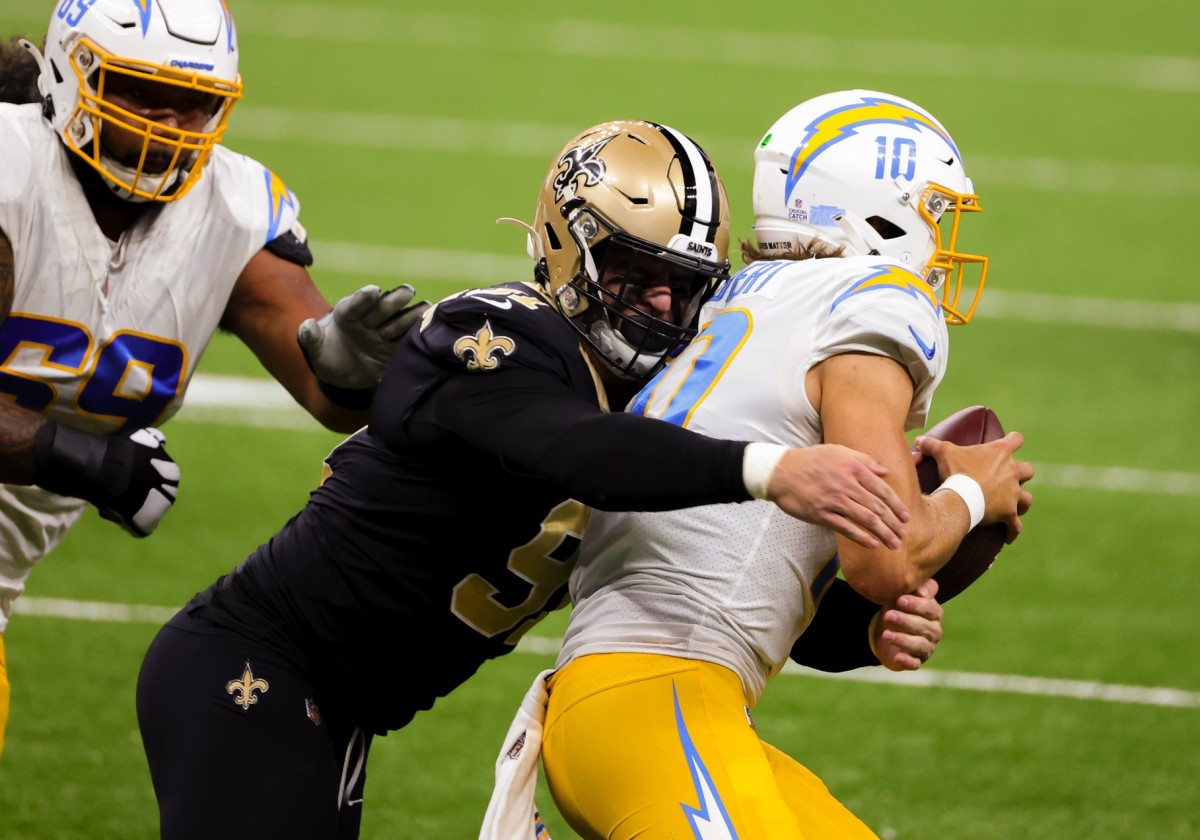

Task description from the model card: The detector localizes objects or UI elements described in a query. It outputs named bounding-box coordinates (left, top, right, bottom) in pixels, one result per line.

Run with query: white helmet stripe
left=654, top=123, right=720, bottom=244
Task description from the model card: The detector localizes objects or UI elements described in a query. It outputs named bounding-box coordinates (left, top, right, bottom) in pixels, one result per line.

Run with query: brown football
left=914, top=405, right=1007, bottom=603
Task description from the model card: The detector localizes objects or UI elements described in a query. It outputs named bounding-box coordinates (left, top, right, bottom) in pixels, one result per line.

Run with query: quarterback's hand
left=32, top=424, right=180, bottom=538
left=766, top=444, right=909, bottom=550
left=914, top=433, right=1035, bottom=544
left=297, top=284, right=430, bottom=390
left=872, top=579, right=944, bottom=671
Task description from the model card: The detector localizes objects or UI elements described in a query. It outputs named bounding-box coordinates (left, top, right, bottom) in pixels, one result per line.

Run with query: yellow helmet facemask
left=65, top=37, right=242, bottom=202
left=919, top=183, right=988, bottom=325
left=29, top=0, right=243, bottom=203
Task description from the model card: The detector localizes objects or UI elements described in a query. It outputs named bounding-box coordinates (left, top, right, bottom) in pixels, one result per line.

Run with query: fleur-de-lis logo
left=553, top=135, right=614, bottom=202
left=453, top=321, right=516, bottom=372
left=226, top=661, right=269, bottom=710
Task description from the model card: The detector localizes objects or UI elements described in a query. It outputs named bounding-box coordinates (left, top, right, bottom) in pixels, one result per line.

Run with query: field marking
left=305, top=240, right=1200, bottom=334
left=14, top=597, right=1197, bottom=709
left=13, top=597, right=179, bottom=626
left=11, top=2, right=1189, bottom=94
left=230, top=106, right=1200, bottom=199
left=225, top=2, right=1200, bottom=94
left=515, top=636, right=1200, bottom=709
left=176, top=373, right=1200, bottom=498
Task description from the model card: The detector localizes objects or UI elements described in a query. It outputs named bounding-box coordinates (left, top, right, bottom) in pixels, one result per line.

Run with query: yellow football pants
left=541, top=653, right=877, bottom=840
left=0, top=633, right=9, bottom=760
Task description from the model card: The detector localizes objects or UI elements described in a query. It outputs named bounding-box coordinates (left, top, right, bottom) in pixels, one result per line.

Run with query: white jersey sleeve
left=810, top=260, right=949, bottom=430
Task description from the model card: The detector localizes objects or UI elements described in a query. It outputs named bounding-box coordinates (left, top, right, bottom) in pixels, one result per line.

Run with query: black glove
left=32, top=422, right=180, bottom=538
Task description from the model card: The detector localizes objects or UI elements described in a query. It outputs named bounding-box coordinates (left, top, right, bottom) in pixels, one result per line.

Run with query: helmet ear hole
left=866, top=215, right=905, bottom=240
left=542, top=222, right=562, bottom=252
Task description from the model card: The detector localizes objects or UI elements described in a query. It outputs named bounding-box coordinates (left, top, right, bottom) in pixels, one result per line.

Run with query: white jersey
left=0, top=103, right=304, bottom=629
left=559, top=254, right=950, bottom=702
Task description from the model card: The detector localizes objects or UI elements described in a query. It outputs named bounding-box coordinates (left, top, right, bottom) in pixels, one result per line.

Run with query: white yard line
left=306, top=241, right=1200, bottom=334
left=179, top=373, right=1200, bottom=498
left=228, top=3, right=1200, bottom=94
left=229, top=107, right=1200, bottom=199
left=12, top=4, right=1187, bottom=93
left=14, top=596, right=1198, bottom=709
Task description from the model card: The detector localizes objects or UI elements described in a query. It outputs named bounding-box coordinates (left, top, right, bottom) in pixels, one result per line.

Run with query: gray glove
left=297, top=284, right=430, bottom=390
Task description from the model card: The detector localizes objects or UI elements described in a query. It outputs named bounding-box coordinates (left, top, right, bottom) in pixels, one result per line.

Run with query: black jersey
left=188, top=282, right=750, bottom=734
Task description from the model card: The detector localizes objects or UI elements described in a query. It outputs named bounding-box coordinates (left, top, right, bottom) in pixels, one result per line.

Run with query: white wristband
left=742, top=442, right=789, bottom=500
left=938, top=474, right=985, bottom=530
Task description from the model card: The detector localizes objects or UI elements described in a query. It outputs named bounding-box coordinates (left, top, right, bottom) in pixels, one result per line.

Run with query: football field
left=1, top=1, right=1198, bottom=838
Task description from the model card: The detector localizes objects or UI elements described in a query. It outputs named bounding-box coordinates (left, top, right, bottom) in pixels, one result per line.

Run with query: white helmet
left=752, top=89, right=988, bottom=324
left=25, top=0, right=242, bottom=202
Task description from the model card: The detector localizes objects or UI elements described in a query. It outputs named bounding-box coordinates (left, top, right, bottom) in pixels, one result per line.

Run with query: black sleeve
left=421, top=367, right=751, bottom=511
left=789, top=578, right=881, bottom=672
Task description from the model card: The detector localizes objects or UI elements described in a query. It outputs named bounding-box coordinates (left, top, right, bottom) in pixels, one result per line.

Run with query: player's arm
left=790, top=577, right=943, bottom=672
left=222, top=248, right=362, bottom=432
left=417, top=367, right=905, bottom=549
left=813, top=352, right=1024, bottom=603
left=223, top=248, right=427, bottom=433
left=386, top=292, right=906, bottom=547
left=420, top=367, right=749, bottom=510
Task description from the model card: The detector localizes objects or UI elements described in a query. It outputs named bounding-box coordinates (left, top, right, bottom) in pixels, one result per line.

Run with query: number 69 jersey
left=562, top=254, right=948, bottom=702
left=0, top=103, right=304, bottom=624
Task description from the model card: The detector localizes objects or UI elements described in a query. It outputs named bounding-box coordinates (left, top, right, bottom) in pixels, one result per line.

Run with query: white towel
left=478, top=669, right=555, bottom=840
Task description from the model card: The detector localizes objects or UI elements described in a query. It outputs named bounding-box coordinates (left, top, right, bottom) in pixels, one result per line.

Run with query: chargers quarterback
left=0, top=0, right=425, bottom=757
left=135, top=118, right=925, bottom=839
left=497, top=90, right=1037, bottom=839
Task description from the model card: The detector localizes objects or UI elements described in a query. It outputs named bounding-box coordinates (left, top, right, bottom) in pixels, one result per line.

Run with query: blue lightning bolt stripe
left=263, top=169, right=297, bottom=243
left=674, top=683, right=739, bottom=839
left=831, top=264, right=941, bottom=316
left=132, top=0, right=152, bottom=35
left=218, top=0, right=236, bottom=53
left=785, top=96, right=959, bottom=203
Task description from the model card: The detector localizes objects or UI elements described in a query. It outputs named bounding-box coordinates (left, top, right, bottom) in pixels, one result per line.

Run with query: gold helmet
left=530, top=120, right=731, bottom=380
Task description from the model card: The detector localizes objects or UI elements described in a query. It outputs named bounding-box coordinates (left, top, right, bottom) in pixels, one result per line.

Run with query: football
left=914, top=405, right=1007, bottom=603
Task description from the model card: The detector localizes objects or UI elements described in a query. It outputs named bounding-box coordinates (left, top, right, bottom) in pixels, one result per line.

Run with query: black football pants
left=136, top=610, right=371, bottom=840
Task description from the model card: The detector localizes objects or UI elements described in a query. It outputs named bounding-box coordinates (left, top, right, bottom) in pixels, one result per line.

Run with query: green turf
left=1, top=1, right=1198, bottom=838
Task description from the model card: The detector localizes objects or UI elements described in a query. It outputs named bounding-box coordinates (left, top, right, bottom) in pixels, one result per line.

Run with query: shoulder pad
left=818, top=261, right=949, bottom=429
left=411, top=283, right=578, bottom=376
left=206, top=148, right=304, bottom=249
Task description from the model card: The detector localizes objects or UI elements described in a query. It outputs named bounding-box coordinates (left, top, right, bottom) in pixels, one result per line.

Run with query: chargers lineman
left=523, top=91, right=1035, bottom=839
left=135, top=118, right=922, bottom=839
left=0, top=0, right=425, bottom=757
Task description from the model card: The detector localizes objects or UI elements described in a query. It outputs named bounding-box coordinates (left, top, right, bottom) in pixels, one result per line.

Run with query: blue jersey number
left=629, top=309, right=752, bottom=428
left=0, top=315, right=186, bottom=433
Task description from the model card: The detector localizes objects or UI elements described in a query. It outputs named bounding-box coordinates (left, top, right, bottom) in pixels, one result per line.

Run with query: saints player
left=0, top=1, right=424, bottom=757
left=136, top=118, right=919, bottom=840
left=531, top=91, right=1036, bottom=839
